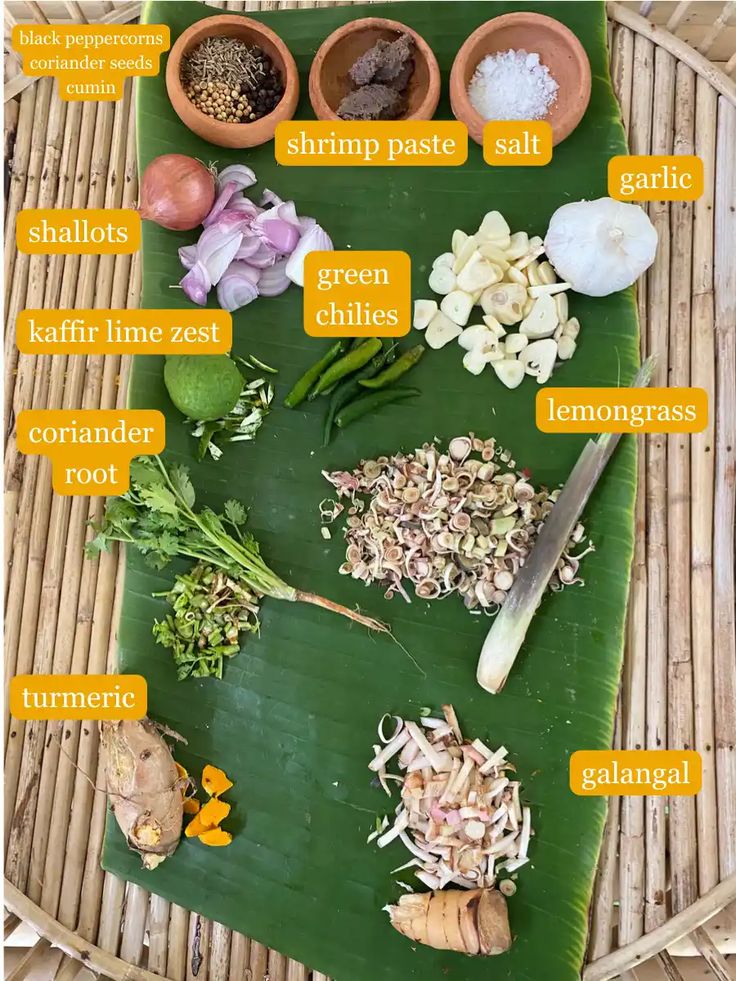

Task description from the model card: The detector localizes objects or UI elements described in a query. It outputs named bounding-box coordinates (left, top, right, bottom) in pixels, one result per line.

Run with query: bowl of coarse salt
left=449, top=12, right=591, bottom=146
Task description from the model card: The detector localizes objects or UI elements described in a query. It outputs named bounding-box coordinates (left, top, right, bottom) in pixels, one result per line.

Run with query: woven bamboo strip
left=286, top=960, right=308, bottom=981
left=148, top=894, right=172, bottom=976
left=667, top=60, right=697, bottom=918
left=268, top=950, right=287, bottom=981
left=168, top=903, right=191, bottom=981
left=611, top=23, right=635, bottom=135
left=690, top=77, right=720, bottom=897
left=227, top=932, right=249, bottom=980
left=588, top=707, right=622, bottom=959
left=5, top=937, right=53, bottom=981
left=584, top=873, right=736, bottom=981
left=119, top=884, right=150, bottom=967
left=209, top=922, right=232, bottom=980
left=618, top=28, right=652, bottom=953
left=249, top=941, right=268, bottom=981
left=713, top=96, right=736, bottom=882
left=644, top=43, right=674, bottom=935
left=2, top=82, right=34, bottom=330
left=187, top=915, right=212, bottom=981
left=97, top=873, right=126, bottom=955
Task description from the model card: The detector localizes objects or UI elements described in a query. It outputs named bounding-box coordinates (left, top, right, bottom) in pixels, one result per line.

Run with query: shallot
left=139, top=154, right=216, bottom=231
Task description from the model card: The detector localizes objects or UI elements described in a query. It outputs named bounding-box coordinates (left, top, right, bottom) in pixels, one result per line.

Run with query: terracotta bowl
left=166, top=14, right=299, bottom=149
left=309, top=17, right=440, bottom=121
left=450, top=12, right=591, bottom=146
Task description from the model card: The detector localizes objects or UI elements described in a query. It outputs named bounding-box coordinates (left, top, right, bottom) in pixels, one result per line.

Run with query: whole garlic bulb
left=544, top=197, right=657, bottom=297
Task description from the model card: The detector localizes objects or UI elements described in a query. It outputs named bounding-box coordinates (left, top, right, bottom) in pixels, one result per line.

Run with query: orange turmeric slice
left=199, top=798, right=230, bottom=827
left=183, top=798, right=201, bottom=815
left=202, top=764, right=233, bottom=797
left=198, top=828, right=232, bottom=847
left=175, top=762, right=188, bottom=780
left=184, top=812, right=210, bottom=837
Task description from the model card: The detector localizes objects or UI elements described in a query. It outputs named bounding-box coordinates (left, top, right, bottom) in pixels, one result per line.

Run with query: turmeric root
left=100, top=717, right=184, bottom=870
left=388, top=888, right=511, bottom=956
left=202, top=764, right=233, bottom=797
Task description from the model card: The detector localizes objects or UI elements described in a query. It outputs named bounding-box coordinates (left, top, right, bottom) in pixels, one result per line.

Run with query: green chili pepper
left=322, top=350, right=390, bottom=446
left=311, top=338, right=382, bottom=397
left=283, top=339, right=349, bottom=408
left=335, top=387, right=421, bottom=429
left=359, top=344, right=425, bottom=389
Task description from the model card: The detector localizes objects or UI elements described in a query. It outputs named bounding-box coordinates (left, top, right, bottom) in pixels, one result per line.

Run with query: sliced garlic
left=428, top=265, right=457, bottom=295
left=514, top=236, right=545, bottom=270
left=519, top=294, right=559, bottom=339
left=451, top=229, right=468, bottom=256
left=426, top=310, right=462, bottom=349
left=557, top=335, right=577, bottom=360
left=522, top=295, right=535, bottom=318
left=481, top=283, right=527, bottom=325
left=528, top=281, right=572, bottom=298
left=504, top=265, right=529, bottom=288
left=492, top=359, right=525, bottom=389
left=452, top=236, right=478, bottom=274
left=525, top=259, right=543, bottom=288
left=504, top=333, right=529, bottom=355
left=477, top=211, right=511, bottom=245
left=481, top=314, right=506, bottom=337
left=440, top=290, right=474, bottom=326
left=505, top=231, right=530, bottom=261
left=478, top=242, right=510, bottom=269
left=462, top=347, right=499, bottom=375
left=555, top=292, right=569, bottom=323
left=458, top=323, right=491, bottom=350
left=537, top=261, right=557, bottom=285
left=432, top=251, right=454, bottom=270
left=520, top=338, right=558, bottom=384
left=457, top=252, right=502, bottom=293
left=413, top=299, right=437, bottom=331
left=562, top=316, right=580, bottom=340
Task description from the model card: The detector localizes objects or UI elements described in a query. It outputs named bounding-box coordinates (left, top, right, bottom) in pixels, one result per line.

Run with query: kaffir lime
left=164, top=355, right=243, bottom=422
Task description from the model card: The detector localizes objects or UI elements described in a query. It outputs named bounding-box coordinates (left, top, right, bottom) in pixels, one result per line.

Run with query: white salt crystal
left=467, top=48, right=559, bottom=121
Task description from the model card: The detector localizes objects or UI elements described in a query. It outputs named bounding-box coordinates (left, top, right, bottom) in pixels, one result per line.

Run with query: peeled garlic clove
left=520, top=294, right=559, bottom=339
left=481, top=283, right=527, bottom=325
left=525, top=259, right=543, bottom=287
left=514, top=236, right=545, bottom=270
left=413, top=299, right=437, bottom=331
left=451, top=229, right=468, bottom=256
left=478, top=242, right=510, bottom=269
left=562, top=316, right=580, bottom=340
left=492, top=358, right=525, bottom=389
left=504, top=333, right=529, bottom=354
left=505, top=231, right=530, bottom=260
left=504, top=265, right=529, bottom=288
left=452, top=236, right=478, bottom=274
left=457, top=252, right=502, bottom=292
left=458, top=323, right=491, bottom=350
left=441, top=289, right=474, bottom=326
left=463, top=347, right=491, bottom=375
left=555, top=291, right=569, bottom=323
left=527, top=281, right=572, bottom=298
left=481, top=314, right=506, bottom=337
left=522, top=295, right=535, bottom=317
left=426, top=310, right=463, bottom=349
left=428, top=265, right=457, bottom=295
left=432, top=251, right=454, bottom=270
left=477, top=211, right=511, bottom=244
left=470, top=287, right=484, bottom=305
left=537, top=260, right=557, bottom=285
left=520, top=338, right=558, bottom=384
left=558, top=335, right=577, bottom=360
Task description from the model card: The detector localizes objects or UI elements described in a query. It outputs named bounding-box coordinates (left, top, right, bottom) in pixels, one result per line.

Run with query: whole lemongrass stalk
left=476, top=357, right=655, bottom=694
left=87, top=455, right=387, bottom=634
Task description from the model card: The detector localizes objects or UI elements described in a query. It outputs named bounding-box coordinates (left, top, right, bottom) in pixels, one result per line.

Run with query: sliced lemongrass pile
left=415, top=211, right=580, bottom=389
left=368, top=705, right=533, bottom=891
left=323, top=434, right=592, bottom=614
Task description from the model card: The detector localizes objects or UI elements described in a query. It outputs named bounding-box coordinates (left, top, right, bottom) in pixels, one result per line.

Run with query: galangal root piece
left=388, top=888, right=511, bottom=956
left=100, top=717, right=185, bottom=870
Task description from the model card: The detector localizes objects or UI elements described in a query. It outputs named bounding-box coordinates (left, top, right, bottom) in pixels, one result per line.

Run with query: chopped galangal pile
left=368, top=705, right=533, bottom=893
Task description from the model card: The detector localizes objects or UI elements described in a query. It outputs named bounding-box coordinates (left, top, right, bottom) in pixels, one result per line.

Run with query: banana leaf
left=105, top=2, right=638, bottom=978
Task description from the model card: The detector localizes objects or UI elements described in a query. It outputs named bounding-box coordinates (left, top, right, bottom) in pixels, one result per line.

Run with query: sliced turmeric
left=198, top=828, right=232, bottom=847
left=202, top=764, right=233, bottom=797
left=175, top=762, right=188, bottom=780
left=183, top=798, right=201, bottom=815
left=184, top=812, right=210, bottom=838
left=199, top=797, right=230, bottom=827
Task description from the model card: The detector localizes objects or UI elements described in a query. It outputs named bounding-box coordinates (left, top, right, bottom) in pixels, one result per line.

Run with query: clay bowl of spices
left=309, top=17, right=440, bottom=122
left=166, top=14, right=299, bottom=149
left=450, top=12, right=591, bottom=146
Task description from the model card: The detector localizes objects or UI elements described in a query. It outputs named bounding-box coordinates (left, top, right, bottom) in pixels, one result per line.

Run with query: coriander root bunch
left=87, top=455, right=388, bottom=636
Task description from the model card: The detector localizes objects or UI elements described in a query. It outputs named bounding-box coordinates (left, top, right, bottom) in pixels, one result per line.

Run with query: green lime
left=164, top=355, right=243, bottom=422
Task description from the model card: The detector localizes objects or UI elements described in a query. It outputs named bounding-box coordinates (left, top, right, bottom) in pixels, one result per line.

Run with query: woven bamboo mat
left=3, top=2, right=736, bottom=979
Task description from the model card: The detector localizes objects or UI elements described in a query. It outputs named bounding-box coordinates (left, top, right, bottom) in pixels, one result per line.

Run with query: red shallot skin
left=139, top=154, right=216, bottom=231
